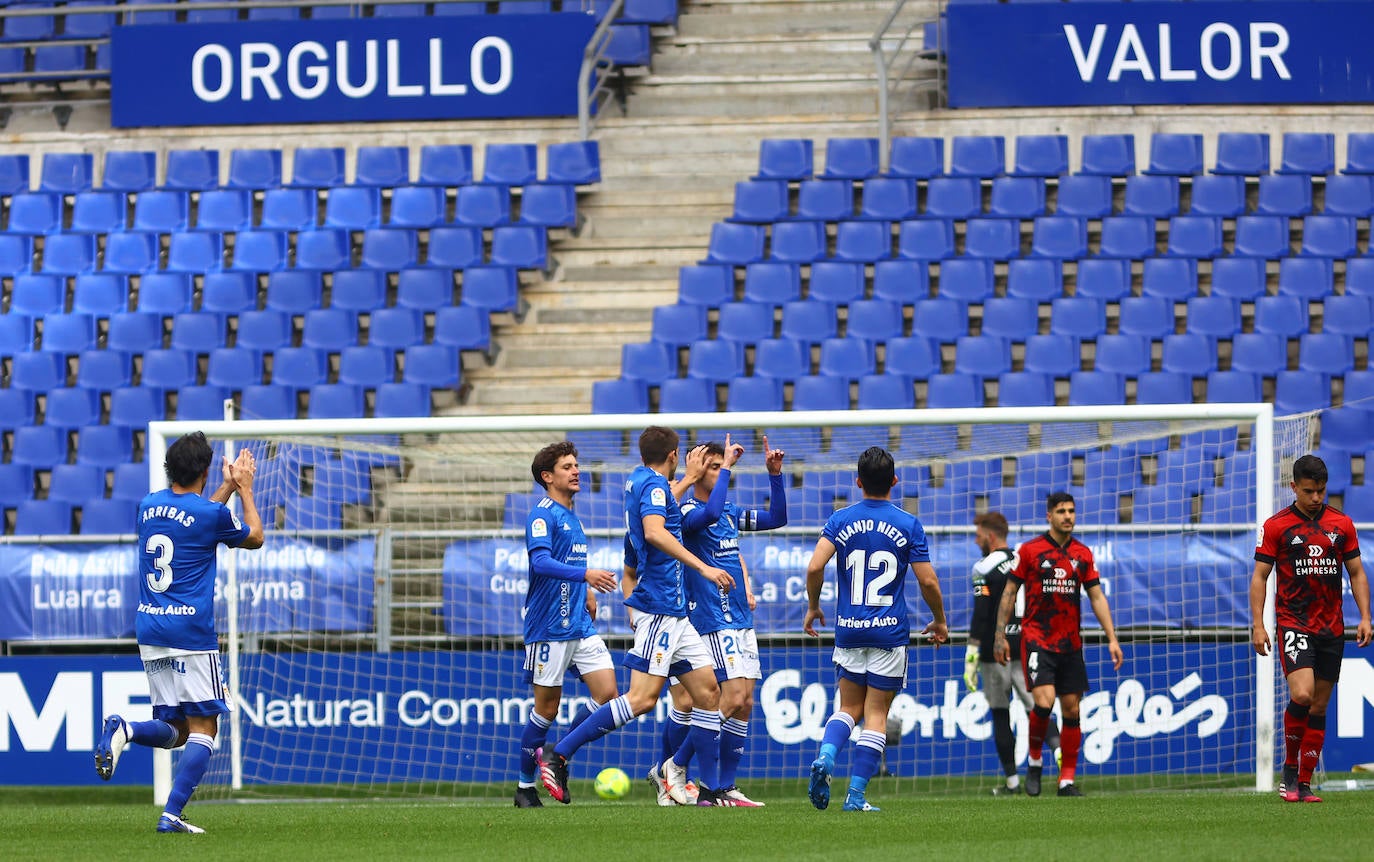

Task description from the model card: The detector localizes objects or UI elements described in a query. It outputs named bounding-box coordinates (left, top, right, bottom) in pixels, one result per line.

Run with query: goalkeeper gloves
left=963, top=644, right=980, bottom=692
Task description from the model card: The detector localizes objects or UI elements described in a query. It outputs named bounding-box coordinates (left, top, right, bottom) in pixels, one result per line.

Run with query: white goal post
left=146, top=402, right=1305, bottom=801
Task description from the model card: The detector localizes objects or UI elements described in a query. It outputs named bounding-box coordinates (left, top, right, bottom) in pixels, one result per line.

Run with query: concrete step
left=579, top=213, right=715, bottom=241
left=673, top=8, right=890, bottom=40
left=555, top=246, right=705, bottom=269
left=622, top=84, right=888, bottom=118
left=652, top=49, right=877, bottom=77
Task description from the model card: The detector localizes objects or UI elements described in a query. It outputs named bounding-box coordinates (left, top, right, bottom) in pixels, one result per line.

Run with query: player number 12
left=845, top=549, right=898, bottom=607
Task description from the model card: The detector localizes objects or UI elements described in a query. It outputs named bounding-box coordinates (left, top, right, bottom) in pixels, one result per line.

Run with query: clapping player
left=95, top=434, right=264, bottom=833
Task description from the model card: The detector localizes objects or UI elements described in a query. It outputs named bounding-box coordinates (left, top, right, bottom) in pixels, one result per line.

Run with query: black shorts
left=1021, top=643, right=1089, bottom=695
left=1277, top=626, right=1344, bottom=682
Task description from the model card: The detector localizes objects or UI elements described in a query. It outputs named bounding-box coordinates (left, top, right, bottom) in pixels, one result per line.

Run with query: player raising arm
left=95, top=434, right=264, bottom=834
left=1250, top=454, right=1372, bottom=803
left=803, top=446, right=947, bottom=813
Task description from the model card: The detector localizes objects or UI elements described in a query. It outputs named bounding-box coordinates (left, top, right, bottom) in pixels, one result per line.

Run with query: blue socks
left=663, top=708, right=691, bottom=766
left=518, top=713, right=552, bottom=785
left=719, top=718, right=748, bottom=789
left=163, top=732, right=213, bottom=818
left=680, top=708, right=721, bottom=790
left=818, top=712, right=855, bottom=764
left=554, top=696, right=633, bottom=759
left=129, top=719, right=178, bottom=749
left=848, top=730, right=885, bottom=798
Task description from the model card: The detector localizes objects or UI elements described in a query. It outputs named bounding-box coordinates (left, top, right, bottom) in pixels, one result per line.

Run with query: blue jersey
left=822, top=498, right=931, bottom=649
left=624, top=465, right=687, bottom=617
left=135, top=489, right=251, bottom=652
left=681, top=500, right=754, bottom=634
left=523, top=497, right=595, bottom=643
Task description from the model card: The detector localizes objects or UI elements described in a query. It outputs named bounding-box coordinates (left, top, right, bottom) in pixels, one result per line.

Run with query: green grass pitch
left=5, top=781, right=1372, bottom=862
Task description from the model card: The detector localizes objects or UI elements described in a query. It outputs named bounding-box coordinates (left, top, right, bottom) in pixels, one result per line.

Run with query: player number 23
left=145, top=534, right=175, bottom=593
left=845, top=549, right=899, bottom=607
left=1283, top=631, right=1310, bottom=653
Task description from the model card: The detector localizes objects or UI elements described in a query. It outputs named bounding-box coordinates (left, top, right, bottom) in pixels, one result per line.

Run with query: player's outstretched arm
left=803, top=537, right=835, bottom=637
left=1087, top=582, right=1123, bottom=669
left=642, top=512, right=733, bottom=591
left=1346, top=556, right=1373, bottom=647
left=1249, top=561, right=1274, bottom=656
left=991, top=580, right=1021, bottom=665
left=912, top=561, right=949, bottom=645
left=230, top=449, right=265, bottom=549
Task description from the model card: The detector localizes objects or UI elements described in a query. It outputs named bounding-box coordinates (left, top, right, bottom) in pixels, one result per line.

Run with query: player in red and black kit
left=1250, top=454, right=1372, bottom=804
left=993, top=491, right=1123, bottom=798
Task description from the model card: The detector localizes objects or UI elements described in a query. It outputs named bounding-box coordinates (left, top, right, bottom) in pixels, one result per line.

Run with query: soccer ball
left=594, top=767, right=631, bottom=800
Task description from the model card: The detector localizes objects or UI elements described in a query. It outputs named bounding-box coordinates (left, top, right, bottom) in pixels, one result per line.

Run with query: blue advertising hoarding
left=110, top=15, right=597, bottom=127
left=947, top=1, right=1374, bottom=107
left=5, top=645, right=1373, bottom=786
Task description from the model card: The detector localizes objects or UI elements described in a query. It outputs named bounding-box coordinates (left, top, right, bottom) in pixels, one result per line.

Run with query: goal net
left=148, top=403, right=1313, bottom=801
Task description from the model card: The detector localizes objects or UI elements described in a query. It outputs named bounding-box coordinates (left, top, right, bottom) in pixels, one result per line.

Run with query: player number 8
left=145, top=534, right=175, bottom=593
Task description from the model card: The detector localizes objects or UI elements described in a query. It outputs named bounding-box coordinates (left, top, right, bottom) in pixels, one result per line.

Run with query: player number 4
left=845, top=549, right=898, bottom=608
left=145, top=534, right=175, bottom=593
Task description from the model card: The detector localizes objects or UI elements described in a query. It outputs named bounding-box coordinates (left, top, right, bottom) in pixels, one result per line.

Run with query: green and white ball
left=594, top=767, right=631, bottom=800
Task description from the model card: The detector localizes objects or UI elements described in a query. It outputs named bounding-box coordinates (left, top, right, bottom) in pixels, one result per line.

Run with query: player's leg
left=1022, top=644, right=1057, bottom=797
left=810, top=650, right=866, bottom=810
left=157, top=652, right=228, bottom=833
left=675, top=664, right=725, bottom=804
left=96, top=661, right=181, bottom=780
left=516, top=641, right=563, bottom=808
left=646, top=680, right=692, bottom=806
left=541, top=667, right=664, bottom=804
left=713, top=628, right=762, bottom=805
left=842, top=650, right=904, bottom=812
left=982, top=660, right=1019, bottom=794
left=1014, top=663, right=1061, bottom=758
left=1294, top=639, right=1343, bottom=802
left=1278, top=627, right=1318, bottom=800
left=1054, top=691, right=1084, bottom=796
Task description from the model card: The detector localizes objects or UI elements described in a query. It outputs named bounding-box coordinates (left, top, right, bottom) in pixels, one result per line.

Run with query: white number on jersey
left=845, top=549, right=899, bottom=607
left=146, top=534, right=174, bottom=593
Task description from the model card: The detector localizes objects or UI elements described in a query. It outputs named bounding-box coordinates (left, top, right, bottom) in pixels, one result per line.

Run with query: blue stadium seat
left=795, top=179, right=853, bottom=221
left=898, top=219, right=955, bottom=261
left=1322, top=294, right=1373, bottom=338
left=416, top=144, right=474, bottom=187
left=770, top=220, right=827, bottom=263
left=716, top=301, right=775, bottom=346
left=80, top=499, right=138, bottom=536
left=354, top=146, right=410, bottom=187
left=949, top=136, right=1005, bottom=178
left=1300, top=215, right=1357, bottom=258
left=995, top=371, right=1054, bottom=408
left=791, top=374, right=850, bottom=411
left=754, top=139, right=813, bottom=181
left=1049, top=297, right=1106, bottom=339
left=729, top=179, right=787, bottom=224
left=1166, top=216, right=1223, bottom=258
left=401, top=345, right=460, bottom=389
left=1206, top=370, right=1262, bottom=403
left=909, top=297, right=966, bottom=343
left=324, top=271, right=383, bottom=314
left=396, top=268, right=455, bottom=312
left=7, top=193, right=62, bottom=234
left=11, top=423, right=68, bottom=468
left=240, top=385, right=298, bottom=420
left=1097, top=216, right=1155, bottom=259
left=15, top=500, right=73, bottom=536
left=1321, top=174, right=1374, bottom=217
left=725, top=376, right=784, bottom=413
left=1074, top=258, right=1130, bottom=301
left=1346, top=133, right=1374, bottom=175
left=132, top=189, right=190, bottom=233
left=372, top=383, right=429, bottom=418
left=1145, top=133, right=1203, bottom=176
left=231, top=231, right=289, bottom=271
left=167, top=232, right=221, bottom=279
left=809, top=261, right=866, bottom=304
left=227, top=149, right=283, bottom=191
left=1229, top=332, right=1286, bottom=376
left=270, top=347, right=328, bottom=390
left=1161, top=333, right=1217, bottom=376
left=1006, top=258, right=1062, bottom=301
left=1123, top=175, right=1180, bottom=218
left=323, top=187, right=382, bottom=230
left=980, top=297, right=1037, bottom=341
left=872, top=259, right=928, bottom=303
left=856, top=373, right=915, bottom=410
left=98, top=152, right=154, bottom=194
left=424, top=227, right=482, bottom=270
left=0, top=464, right=40, bottom=506
left=1141, top=257, right=1198, bottom=300
left=963, top=218, right=1020, bottom=259
left=1068, top=370, right=1124, bottom=405
left=490, top=225, right=548, bottom=269
left=40, top=313, right=97, bottom=354
left=195, top=189, right=252, bottom=233
left=1233, top=215, right=1289, bottom=258
left=819, top=338, right=875, bottom=380
left=1022, top=333, right=1079, bottom=377
left=46, top=462, right=106, bottom=506
left=1210, top=257, right=1267, bottom=301
left=883, top=336, right=940, bottom=379
left=1212, top=132, right=1270, bottom=175
left=1054, top=175, right=1113, bottom=218
left=752, top=337, right=810, bottom=381
left=989, top=177, right=1045, bottom=218
left=260, top=188, right=316, bottom=231
left=102, top=232, right=159, bottom=275
left=1347, top=258, right=1374, bottom=299
left=590, top=378, right=647, bottom=415
left=1133, top=484, right=1193, bottom=525
left=139, top=348, right=196, bottom=390
left=360, top=228, right=420, bottom=270
left=337, top=345, right=396, bottom=388
left=0, top=389, right=34, bottom=433
left=821, top=138, right=880, bottom=180
left=197, top=273, right=255, bottom=316
left=1312, top=446, right=1351, bottom=493
left=42, top=234, right=97, bottom=275
left=106, top=311, right=163, bottom=354
left=1299, top=333, right=1354, bottom=375
left=172, top=384, right=227, bottom=421
left=1030, top=216, right=1087, bottom=259
left=1080, top=134, right=1136, bottom=177
left=9, top=275, right=63, bottom=317
left=546, top=141, right=601, bottom=185
left=887, top=137, right=944, bottom=179
left=518, top=184, right=578, bottom=228
left=0, top=153, right=31, bottom=195
left=0, top=235, right=34, bottom=276
left=925, top=373, right=983, bottom=408
left=1011, top=135, right=1069, bottom=178
left=859, top=177, right=917, bottom=221
left=367, top=308, right=424, bottom=352
left=265, top=271, right=324, bottom=314
left=1255, top=174, right=1312, bottom=216
left=619, top=341, right=676, bottom=385
left=44, top=388, right=100, bottom=430
left=1278, top=133, right=1336, bottom=175
left=1188, top=175, right=1246, bottom=218
left=235, top=310, right=293, bottom=352
left=741, top=262, right=799, bottom=305
left=937, top=258, right=993, bottom=303
left=1093, top=334, right=1150, bottom=376
left=289, top=147, right=345, bottom=188
left=40, top=152, right=94, bottom=194
left=1118, top=296, right=1174, bottom=339
left=388, top=186, right=446, bottom=229
left=371, top=2, right=425, bottom=16
left=1184, top=296, right=1241, bottom=339
left=1319, top=407, right=1368, bottom=453
left=658, top=377, right=717, bottom=413
left=780, top=300, right=838, bottom=344
left=462, top=266, right=522, bottom=313
left=1135, top=371, right=1192, bottom=405
left=703, top=222, right=766, bottom=265
left=924, top=177, right=981, bottom=219
left=686, top=339, right=744, bottom=383
left=163, top=149, right=218, bottom=191
left=1274, top=370, right=1331, bottom=414
left=481, top=143, right=537, bottom=187
left=650, top=302, right=708, bottom=348
left=0, top=314, right=35, bottom=354
left=1253, top=294, right=1308, bottom=337
left=1277, top=257, right=1333, bottom=299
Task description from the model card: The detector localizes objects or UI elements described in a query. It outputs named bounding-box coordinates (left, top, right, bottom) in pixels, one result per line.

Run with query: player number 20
left=145, top=534, right=175, bottom=593
left=845, top=549, right=899, bottom=607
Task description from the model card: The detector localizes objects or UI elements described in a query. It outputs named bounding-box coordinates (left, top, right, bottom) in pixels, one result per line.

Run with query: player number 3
left=145, top=534, right=175, bottom=593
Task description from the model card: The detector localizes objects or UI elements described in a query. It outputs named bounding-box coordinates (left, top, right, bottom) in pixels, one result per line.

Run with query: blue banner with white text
left=947, top=1, right=1374, bottom=107
left=110, top=15, right=597, bottom=127
left=6, top=646, right=1374, bottom=786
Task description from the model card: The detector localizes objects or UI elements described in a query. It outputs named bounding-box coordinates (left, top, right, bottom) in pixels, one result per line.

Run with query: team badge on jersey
left=531, top=518, right=548, bottom=538
left=651, top=487, right=667, bottom=507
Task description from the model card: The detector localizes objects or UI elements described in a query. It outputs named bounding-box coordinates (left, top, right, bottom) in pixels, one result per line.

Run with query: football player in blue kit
left=95, top=433, right=264, bottom=833
left=803, top=446, right=948, bottom=812
left=515, top=441, right=619, bottom=808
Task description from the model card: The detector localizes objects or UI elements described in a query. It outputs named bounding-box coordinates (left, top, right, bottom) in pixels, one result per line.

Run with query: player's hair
left=1046, top=490, right=1075, bottom=512
left=856, top=446, right=896, bottom=494
left=165, top=431, right=214, bottom=488
left=639, top=425, right=680, bottom=465
left=974, top=511, right=1009, bottom=538
left=1292, top=454, right=1328, bottom=485
left=531, top=441, right=578, bottom=490
left=695, top=441, right=726, bottom=458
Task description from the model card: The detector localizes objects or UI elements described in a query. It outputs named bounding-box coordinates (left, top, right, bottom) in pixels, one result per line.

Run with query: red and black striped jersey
left=1010, top=532, right=1100, bottom=653
left=1255, top=503, right=1360, bottom=638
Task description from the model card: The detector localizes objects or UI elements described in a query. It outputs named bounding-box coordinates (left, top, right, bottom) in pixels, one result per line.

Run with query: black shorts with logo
left=1021, top=643, right=1089, bottom=695
left=1277, top=626, right=1344, bottom=682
